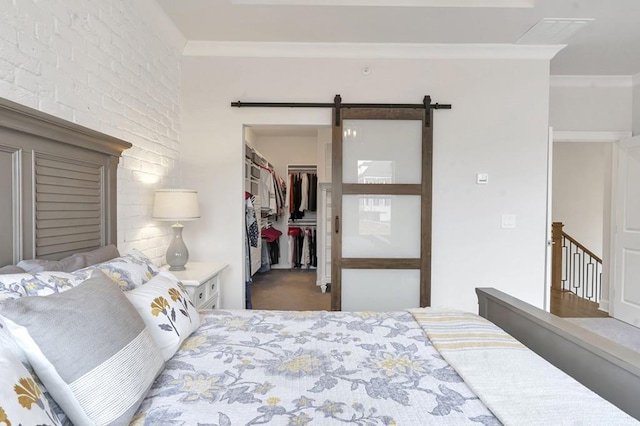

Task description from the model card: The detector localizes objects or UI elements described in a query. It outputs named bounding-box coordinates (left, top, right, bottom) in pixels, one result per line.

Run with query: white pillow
left=125, top=271, right=201, bottom=361
left=0, top=346, right=62, bottom=426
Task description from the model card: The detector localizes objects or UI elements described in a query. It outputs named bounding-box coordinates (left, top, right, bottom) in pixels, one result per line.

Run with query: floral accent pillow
left=0, top=346, right=61, bottom=426
left=72, top=249, right=160, bottom=291
left=125, top=271, right=201, bottom=361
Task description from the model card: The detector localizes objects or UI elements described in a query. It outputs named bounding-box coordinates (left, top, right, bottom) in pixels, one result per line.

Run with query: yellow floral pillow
left=0, top=347, right=61, bottom=426
left=125, top=271, right=201, bottom=361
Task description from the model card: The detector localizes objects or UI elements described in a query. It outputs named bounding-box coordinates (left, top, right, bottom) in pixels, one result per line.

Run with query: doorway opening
left=243, top=124, right=332, bottom=311
left=550, top=132, right=629, bottom=318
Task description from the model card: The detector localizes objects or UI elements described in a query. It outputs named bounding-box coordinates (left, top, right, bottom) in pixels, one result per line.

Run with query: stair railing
left=551, top=222, right=602, bottom=302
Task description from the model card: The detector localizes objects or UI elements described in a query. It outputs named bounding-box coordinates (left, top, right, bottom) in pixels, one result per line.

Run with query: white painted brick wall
left=0, top=0, right=185, bottom=265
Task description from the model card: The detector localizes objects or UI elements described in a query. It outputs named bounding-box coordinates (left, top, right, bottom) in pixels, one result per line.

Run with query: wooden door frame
left=331, top=107, right=433, bottom=311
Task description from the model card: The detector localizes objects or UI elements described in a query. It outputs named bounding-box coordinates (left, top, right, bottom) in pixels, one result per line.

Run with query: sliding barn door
left=331, top=107, right=432, bottom=311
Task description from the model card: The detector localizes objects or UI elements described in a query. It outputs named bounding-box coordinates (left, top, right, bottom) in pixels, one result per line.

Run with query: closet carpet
left=251, top=269, right=330, bottom=311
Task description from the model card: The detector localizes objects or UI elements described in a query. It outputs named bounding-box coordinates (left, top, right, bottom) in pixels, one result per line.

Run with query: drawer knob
left=199, top=293, right=203, bottom=299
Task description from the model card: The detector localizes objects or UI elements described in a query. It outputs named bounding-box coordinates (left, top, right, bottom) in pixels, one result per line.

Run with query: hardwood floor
left=550, top=288, right=609, bottom=318
left=250, top=269, right=330, bottom=311
left=252, top=277, right=607, bottom=317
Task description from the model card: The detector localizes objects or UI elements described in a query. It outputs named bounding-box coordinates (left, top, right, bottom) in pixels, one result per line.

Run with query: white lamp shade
left=152, top=189, right=200, bottom=221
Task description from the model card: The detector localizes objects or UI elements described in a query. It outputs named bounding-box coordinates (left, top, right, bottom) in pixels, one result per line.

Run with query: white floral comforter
left=132, top=310, right=500, bottom=426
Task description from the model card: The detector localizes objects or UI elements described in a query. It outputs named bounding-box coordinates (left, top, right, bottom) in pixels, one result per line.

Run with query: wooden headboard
left=0, top=98, right=131, bottom=265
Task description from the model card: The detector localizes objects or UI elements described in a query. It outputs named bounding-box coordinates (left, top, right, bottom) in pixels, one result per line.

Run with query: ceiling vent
left=517, top=18, right=594, bottom=44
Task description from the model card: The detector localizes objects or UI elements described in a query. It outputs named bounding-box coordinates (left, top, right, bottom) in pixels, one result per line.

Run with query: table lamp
left=152, top=189, right=200, bottom=271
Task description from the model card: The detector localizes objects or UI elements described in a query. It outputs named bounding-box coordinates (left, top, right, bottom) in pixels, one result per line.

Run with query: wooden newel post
left=551, top=222, right=564, bottom=291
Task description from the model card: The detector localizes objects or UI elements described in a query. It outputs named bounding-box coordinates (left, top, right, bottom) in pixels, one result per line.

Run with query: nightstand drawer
left=200, top=292, right=218, bottom=310
left=192, top=285, right=207, bottom=307
left=204, top=276, right=218, bottom=299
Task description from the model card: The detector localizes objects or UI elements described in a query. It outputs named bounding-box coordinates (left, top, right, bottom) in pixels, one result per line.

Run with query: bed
left=0, top=98, right=639, bottom=425
left=0, top=254, right=637, bottom=425
left=133, top=306, right=638, bottom=425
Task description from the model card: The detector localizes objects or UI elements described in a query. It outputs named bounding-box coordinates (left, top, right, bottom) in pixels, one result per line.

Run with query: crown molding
left=183, top=41, right=565, bottom=60
left=553, top=131, right=632, bottom=143
left=550, top=75, right=633, bottom=88
left=232, top=0, right=534, bottom=6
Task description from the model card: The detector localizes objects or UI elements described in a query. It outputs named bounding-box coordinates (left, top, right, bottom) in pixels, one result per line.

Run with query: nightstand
left=163, top=262, right=228, bottom=310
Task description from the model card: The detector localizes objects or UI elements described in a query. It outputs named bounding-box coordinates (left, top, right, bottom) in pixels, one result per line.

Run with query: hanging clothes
left=245, top=194, right=259, bottom=248
left=268, top=239, right=280, bottom=265
left=288, top=173, right=303, bottom=221
left=287, top=171, right=318, bottom=221
left=287, top=226, right=317, bottom=269
left=310, top=228, right=317, bottom=267
left=273, top=174, right=287, bottom=219
left=302, top=228, right=310, bottom=265
left=259, top=169, right=275, bottom=214
left=261, top=226, right=282, bottom=266
left=286, top=173, right=294, bottom=216
left=308, top=173, right=318, bottom=211
left=255, top=163, right=286, bottom=220
left=299, top=173, right=309, bottom=212
left=293, top=174, right=303, bottom=219
left=305, top=228, right=317, bottom=267
left=244, top=192, right=258, bottom=309
left=288, top=227, right=302, bottom=268
left=259, top=240, right=271, bottom=273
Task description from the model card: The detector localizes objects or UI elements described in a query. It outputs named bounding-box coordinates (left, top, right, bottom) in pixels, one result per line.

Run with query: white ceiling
left=156, top=0, right=640, bottom=75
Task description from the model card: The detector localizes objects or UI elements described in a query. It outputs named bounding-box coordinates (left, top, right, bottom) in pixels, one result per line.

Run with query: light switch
left=476, top=173, right=489, bottom=184
left=501, top=214, right=516, bottom=229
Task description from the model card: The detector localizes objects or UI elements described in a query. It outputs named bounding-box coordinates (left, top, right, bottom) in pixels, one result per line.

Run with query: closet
left=243, top=126, right=332, bottom=309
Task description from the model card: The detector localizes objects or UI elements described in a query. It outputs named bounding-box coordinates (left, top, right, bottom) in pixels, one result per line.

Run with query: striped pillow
left=0, top=270, right=165, bottom=426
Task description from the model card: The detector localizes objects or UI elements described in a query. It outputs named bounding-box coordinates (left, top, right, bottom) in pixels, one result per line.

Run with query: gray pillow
left=78, top=244, right=120, bottom=267
left=17, top=255, right=86, bottom=273
left=0, top=265, right=26, bottom=275
left=0, top=270, right=165, bottom=426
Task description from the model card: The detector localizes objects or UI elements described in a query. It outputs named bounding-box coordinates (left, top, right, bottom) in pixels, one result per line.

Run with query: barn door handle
left=335, top=216, right=340, bottom=234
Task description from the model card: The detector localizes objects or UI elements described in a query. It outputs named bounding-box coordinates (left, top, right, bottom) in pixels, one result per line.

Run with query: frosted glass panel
left=342, top=120, right=422, bottom=184
left=342, top=195, right=420, bottom=258
left=342, top=269, right=420, bottom=311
